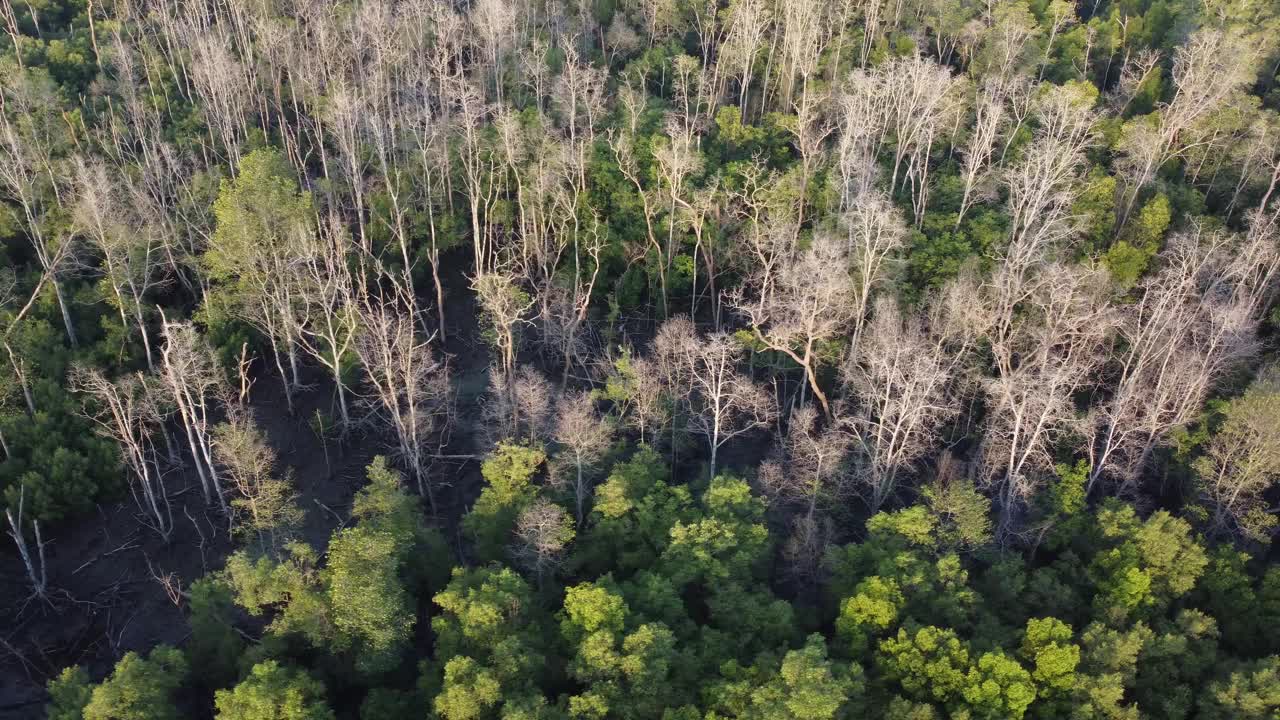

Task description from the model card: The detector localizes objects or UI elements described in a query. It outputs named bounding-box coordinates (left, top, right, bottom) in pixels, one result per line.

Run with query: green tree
left=1020, top=617, right=1080, bottom=715
left=1198, top=656, right=1280, bottom=720
left=187, top=577, right=245, bottom=689
left=46, top=666, right=92, bottom=720
left=214, top=661, right=334, bottom=720
left=464, top=442, right=547, bottom=562
left=877, top=626, right=971, bottom=706
left=659, top=475, right=769, bottom=588
left=747, top=635, right=864, bottom=720
left=961, top=651, right=1036, bottom=720
left=82, top=646, right=187, bottom=720
left=1088, top=503, right=1207, bottom=624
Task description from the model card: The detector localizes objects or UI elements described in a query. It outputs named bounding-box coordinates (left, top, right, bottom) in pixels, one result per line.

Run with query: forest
left=1, top=0, right=1279, bottom=717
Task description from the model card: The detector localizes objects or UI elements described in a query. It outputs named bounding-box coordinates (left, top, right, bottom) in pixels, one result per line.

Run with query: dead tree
left=656, top=317, right=776, bottom=479
left=354, top=297, right=453, bottom=511
left=73, top=157, right=166, bottom=370
left=482, top=365, right=555, bottom=448
left=1194, top=367, right=1280, bottom=542
left=474, top=270, right=535, bottom=390
left=158, top=320, right=228, bottom=514
left=73, top=367, right=174, bottom=541
left=1115, top=28, right=1259, bottom=222
left=296, top=212, right=359, bottom=431
left=970, top=263, right=1116, bottom=531
left=511, top=497, right=574, bottom=587
left=843, top=192, right=909, bottom=349
left=551, top=391, right=615, bottom=525
left=733, top=231, right=858, bottom=419
left=0, top=70, right=80, bottom=348
left=840, top=296, right=968, bottom=512
left=1088, top=219, right=1280, bottom=493
left=759, top=404, right=850, bottom=525
left=5, top=484, right=48, bottom=602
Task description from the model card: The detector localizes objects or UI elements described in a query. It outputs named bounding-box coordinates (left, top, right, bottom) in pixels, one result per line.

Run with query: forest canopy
left=0, top=0, right=1279, bottom=717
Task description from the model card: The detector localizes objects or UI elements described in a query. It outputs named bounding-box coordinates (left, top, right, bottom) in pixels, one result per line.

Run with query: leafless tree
left=551, top=391, right=615, bottom=524
left=733, top=231, right=858, bottom=418
left=511, top=497, right=574, bottom=586
left=72, top=157, right=167, bottom=370
left=73, top=367, right=173, bottom=541
left=296, top=213, right=359, bottom=431
left=474, top=270, right=536, bottom=388
left=1088, top=218, right=1280, bottom=493
left=759, top=404, right=850, bottom=523
left=956, top=79, right=1023, bottom=227
left=969, top=263, right=1116, bottom=530
left=840, top=296, right=969, bottom=512
left=0, top=70, right=81, bottom=348
left=354, top=297, right=453, bottom=511
left=1004, top=81, right=1097, bottom=256
left=158, top=320, right=228, bottom=514
left=721, top=0, right=771, bottom=119
left=843, top=192, right=910, bottom=349
left=1115, top=28, right=1260, bottom=221
left=482, top=365, right=555, bottom=448
left=5, top=485, right=48, bottom=602
left=656, top=317, right=776, bottom=479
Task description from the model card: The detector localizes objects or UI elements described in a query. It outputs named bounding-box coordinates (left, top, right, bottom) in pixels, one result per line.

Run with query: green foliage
left=0, top=377, right=119, bottom=523
left=1104, top=194, right=1169, bottom=287
left=82, top=646, right=187, bottom=720
left=187, top=577, right=245, bottom=689
left=465, top=443, right=547, bottom=563
left=47, top=666, right=93, bottom=720
left=1088, top=503, right=1208, bottom=624
left=213, top=661, right=334, bottom=720
left=877, top=626, right=972, bottom=705
left=748, top=635, right=864, bottom=720
left=1198, top=656, right=1280, bottom=719
left=660, top=475, right=769, bottom=588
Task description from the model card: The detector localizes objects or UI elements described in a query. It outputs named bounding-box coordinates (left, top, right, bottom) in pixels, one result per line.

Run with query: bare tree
left=0, top=70, right=80, bottom=347
left=759, top=404, right=849, bottom=524
left=354, top=297, right=453, bottom=511
left=1003, top=81, right=1097, bottom=256
left=734, top=231, right=859, bottom=418
left=656, top=318, right=776, bottom=479
left=482, top=365, right=555, bottom=448
left=1088, top=219, right=1280, bottom=492
left=73, top=157, right=166, bottom=370
left=840, top=296, right=968, bottom=512
left=970, top=263, right=1116, bottom=530
left=551, top=391, right=615, bottom=524
left=296, top=212, right=359, bottom=431
left=956, top=79, right=1023, bottom=228
left=73, top=368, right=173, bottom=541
left=604, top=349, right=672, bottom=446
left=474, top=270, right=535, bottom=386
left=721, top=0, right=771, bottom=119
left=157, top=320, right=228, bottom=514
left=843, top=192, right=910, bottom=349
left=5, top=485, right=48, bottom=602
left=1115, top=28, right=1260, bottom=221
left=511, top=498, right=574, bottom=587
